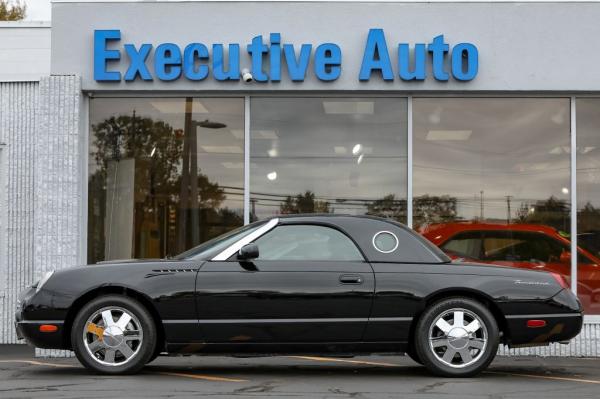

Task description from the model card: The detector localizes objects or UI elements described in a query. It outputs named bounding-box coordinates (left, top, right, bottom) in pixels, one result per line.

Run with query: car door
left=195, top=222, right=375, bottom=344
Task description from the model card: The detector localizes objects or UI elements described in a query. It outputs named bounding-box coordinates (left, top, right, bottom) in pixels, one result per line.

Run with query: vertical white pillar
left=407, top=96, right=413, bottom=229
left=570, top=97, right=577, bottom=295
left=244, top=96, right=251, bottom=225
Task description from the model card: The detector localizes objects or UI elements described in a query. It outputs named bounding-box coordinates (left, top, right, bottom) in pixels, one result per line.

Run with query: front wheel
left=414, top=297, right=499, bottom=377
left=71, top=295, right=157, bottom=374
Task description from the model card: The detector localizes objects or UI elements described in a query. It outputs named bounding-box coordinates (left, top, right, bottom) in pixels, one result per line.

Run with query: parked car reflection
left=420, top=222, right=600, bottom=313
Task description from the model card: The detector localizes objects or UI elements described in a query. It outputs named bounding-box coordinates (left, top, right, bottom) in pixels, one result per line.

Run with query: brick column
left=34, top=75, right=83, bottom=357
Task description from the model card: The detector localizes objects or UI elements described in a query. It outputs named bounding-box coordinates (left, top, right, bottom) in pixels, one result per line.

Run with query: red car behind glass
left=420, top=222, right=600, bottom=313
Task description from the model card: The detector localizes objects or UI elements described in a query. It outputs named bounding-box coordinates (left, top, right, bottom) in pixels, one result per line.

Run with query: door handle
left=339, top=274, right=363, bottom=284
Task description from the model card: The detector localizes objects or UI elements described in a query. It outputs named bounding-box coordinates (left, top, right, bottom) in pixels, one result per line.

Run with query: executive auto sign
left=94, top=28, right=478, bottom=83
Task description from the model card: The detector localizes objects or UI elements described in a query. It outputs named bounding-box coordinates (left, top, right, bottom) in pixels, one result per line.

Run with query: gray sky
left=23, top=0, right=593, bottom=22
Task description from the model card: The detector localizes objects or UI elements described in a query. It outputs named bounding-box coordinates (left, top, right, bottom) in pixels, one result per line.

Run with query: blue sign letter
left=398, top=43, right=426, bottom=81
left=247, top=35, right=269, bottom=82
left=154, top=43, right=182, bottom=81
left=451, top=43, right=478, bottom=81
left=124, top=44, right=153, bottom=81
left=283, top=44, right=312, bottom=81
left=314, top=43, right=341, bottom=81
left=359, top=29, right=393, bottom=81
left=213, top=44, right=240, bottom=81
left=428, top=35, right=449, bottom=81
left=183, top=43, right=209, bottom=81
left=94, top=30, right=121, bottom=81
left=270, top=33, right=282, bottom=82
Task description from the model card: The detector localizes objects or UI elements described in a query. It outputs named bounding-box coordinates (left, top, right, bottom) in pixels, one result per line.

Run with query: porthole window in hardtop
left=253, top=225, right=364, bottom=261
left=372, top=231, right=399, bottom=253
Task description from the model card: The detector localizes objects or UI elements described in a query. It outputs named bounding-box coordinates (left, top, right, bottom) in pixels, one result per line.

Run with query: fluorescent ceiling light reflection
left=562, top=187, right=569, bottom=194
left=352, top=144, right=363, bottom=155
left=323, top=101, right=374, bottom=115
left=252, top=130, right=279, bottom=139
left=267, top=171, right=277, bottom=181
left=150, top=100, right=209, bottom=114
left=221, top=162, right=244, bottom=169
left=426, top=130, right=472, bottom=141
left=230, top=129, right=244, bottom=140
left=200, top=145, right=243, bottom=154
left=268, top=148, right=278, bottom=157
left=357, top=154, right=364, bottom=164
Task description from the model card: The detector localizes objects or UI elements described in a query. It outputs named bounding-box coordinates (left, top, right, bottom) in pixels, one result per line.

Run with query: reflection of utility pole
left=505, top=195, right=513, bottom=224
left=177, top=99, right=194, bottom=252
left=480, top=190, right=484, bottom=221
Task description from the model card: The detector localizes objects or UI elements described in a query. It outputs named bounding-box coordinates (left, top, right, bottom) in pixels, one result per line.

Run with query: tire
left=405, top=346, right=423, bottom=365
left=414, top=297, right=499, bottom=377
left=147, top=343, right=163, bottom=364
left=71, top=295, right=157, bottom=375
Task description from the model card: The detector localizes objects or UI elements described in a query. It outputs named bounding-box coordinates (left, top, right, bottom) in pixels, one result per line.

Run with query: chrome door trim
left=211, top=218, right=279, bottom=261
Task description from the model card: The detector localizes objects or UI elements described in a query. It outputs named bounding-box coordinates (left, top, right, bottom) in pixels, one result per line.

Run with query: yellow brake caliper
left=86, top=322, right=105, bottom=341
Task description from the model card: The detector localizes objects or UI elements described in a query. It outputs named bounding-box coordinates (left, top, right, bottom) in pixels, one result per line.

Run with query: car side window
left=253, top=225, right=364, bottom=261
left=441, top=231, right=483, bottom=259
left=482, top=231, right=562, bottom=263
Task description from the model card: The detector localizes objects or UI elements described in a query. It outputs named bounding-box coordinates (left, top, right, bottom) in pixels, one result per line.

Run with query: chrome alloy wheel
left=82, top=306, right=143, bottom=367
left=428, top=308, right=488, bottom=368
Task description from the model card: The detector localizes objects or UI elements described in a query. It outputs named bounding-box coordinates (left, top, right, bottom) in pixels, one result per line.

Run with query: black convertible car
left=16, top=215, right=582, bottom=377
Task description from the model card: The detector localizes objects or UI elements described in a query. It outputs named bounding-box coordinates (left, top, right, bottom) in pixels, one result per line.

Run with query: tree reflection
left=88, top=110, right=241, bottom=263
left=280, top=191, right=330, bottom=214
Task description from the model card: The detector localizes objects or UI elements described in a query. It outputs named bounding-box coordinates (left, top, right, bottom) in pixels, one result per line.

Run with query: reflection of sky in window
left=89, top=98, right=245, bottom=211
left=414, top=98, right=571, bottom=221
left=249, top=98, right=408, bottom=219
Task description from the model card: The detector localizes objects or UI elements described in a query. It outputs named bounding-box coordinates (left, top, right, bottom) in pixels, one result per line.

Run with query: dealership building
left=1, top=0, right=600, bottom=356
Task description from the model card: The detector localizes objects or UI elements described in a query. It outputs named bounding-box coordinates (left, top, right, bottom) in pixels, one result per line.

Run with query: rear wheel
left=414, top=297, right=499, bottom=377
left=71, top=295, right=156, bottom=374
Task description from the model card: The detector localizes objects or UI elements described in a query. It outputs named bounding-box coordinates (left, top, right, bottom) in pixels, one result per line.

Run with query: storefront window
left=249, top=97, right=408, bottom=221
left=414, top=98, right=575, bottom=304
left=88, top=98, right=244, bottom=263
left=576, top=98, right=600, bottom=314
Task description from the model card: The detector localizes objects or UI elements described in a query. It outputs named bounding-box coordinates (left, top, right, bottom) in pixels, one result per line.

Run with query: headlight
left=36, top=271, right=55, bottom=293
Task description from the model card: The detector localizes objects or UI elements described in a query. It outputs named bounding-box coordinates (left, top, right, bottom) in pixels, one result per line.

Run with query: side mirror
left=560, top=250, right=571, bottom=264
left=238, top=243, right=259, bottom=261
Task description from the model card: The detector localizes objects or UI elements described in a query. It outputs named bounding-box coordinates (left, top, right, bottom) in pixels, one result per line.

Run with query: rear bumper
left=505, top=313, right=583, bottom=346
left=505, top=289, right=584, bottom=346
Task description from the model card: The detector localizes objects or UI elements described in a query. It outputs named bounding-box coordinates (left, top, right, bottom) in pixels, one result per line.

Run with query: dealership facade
left=1, top=0, right=600, bottom=356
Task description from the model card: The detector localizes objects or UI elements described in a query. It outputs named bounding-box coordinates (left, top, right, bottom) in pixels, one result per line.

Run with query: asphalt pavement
left=0, top=345, right=599, bottom=398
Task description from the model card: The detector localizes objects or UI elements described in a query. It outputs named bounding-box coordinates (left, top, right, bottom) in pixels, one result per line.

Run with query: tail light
left=550, top=272, right=569, bottom=289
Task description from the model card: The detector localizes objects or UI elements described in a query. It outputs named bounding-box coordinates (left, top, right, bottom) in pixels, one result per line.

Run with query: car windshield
left=173, top=220, right=267, bottom=260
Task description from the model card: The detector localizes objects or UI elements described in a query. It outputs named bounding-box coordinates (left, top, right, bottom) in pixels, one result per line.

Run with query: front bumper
left=14, top=319, right=66, bottom=349
left=15, top=286, right=68, bottom=349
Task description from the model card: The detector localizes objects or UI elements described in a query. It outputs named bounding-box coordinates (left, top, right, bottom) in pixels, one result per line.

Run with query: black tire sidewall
left=414, top=297, right=499, bottom=377
left=71, top=295, right=156, bottom=375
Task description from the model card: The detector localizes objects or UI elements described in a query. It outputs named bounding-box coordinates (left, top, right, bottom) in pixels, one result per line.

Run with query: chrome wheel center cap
left=103, top=326, right=124, bottom=347
left=447, top=327, right=469, bottom=349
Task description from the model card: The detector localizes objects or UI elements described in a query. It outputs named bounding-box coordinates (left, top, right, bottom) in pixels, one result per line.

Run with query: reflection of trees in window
left=516, top=196, right=570, bottom=232
left=365, top=194, right=457, bottom=226
left=578, top=202, right=600, bottom=232
left=279, top=191, right=330, bottom=214
left=88, top=109, right=241, bottom=263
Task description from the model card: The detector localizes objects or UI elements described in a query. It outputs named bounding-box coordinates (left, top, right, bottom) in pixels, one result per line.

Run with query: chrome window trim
left=211, top=218, right=279, bottom=261
left=372, top=231, right=399, bottom=254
